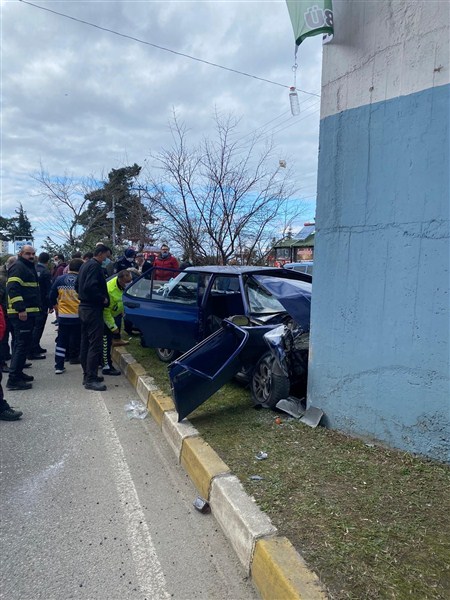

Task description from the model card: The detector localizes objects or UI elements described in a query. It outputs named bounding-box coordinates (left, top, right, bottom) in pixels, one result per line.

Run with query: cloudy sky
left=1, top=0, right=324, bottom=251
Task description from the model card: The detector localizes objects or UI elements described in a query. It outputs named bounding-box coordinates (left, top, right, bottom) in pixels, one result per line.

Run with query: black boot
left=6, top=378, right=32, bottom=391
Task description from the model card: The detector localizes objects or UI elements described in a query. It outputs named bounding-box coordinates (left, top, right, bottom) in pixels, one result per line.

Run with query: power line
left=232, top=94, right=320, bottom=147
left=18, top=0, right=321, bottom=98
left=246, top=103, right=320, bottom=148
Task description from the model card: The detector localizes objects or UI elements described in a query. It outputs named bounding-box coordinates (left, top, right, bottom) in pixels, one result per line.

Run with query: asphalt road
left=0, top=322, right=258, bottom=600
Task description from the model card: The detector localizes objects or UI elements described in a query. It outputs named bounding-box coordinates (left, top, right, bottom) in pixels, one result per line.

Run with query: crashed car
left=123, top=265, right=312, bottom=420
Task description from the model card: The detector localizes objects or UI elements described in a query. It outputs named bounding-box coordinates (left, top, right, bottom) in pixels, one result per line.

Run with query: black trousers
left=0, top=370, right=7, bottom=410
left=78, top=305, right=103, bottom=383
left=8, top=315, right=35, bottom=380
left=31, top=310, right=48, bottom=354
left=55, top=321, right=81, bottom=370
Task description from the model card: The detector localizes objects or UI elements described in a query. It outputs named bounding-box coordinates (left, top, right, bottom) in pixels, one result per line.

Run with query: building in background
left=269, top=222, right=315, bottom=266
left=0, top=240, right=9, bottom=256
left=308, top=1, right=449, bottom=461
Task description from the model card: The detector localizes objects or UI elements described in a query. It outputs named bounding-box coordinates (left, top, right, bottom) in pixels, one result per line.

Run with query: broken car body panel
left=165, top=271, right=312, bottom=421
left=123, top=265, right=312, bottom=421
left=123, top=265, right=311, bottom=353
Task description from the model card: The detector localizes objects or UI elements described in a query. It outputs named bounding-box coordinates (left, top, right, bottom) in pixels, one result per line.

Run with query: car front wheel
left=155, top=347, right=179, bottom=363
left=251, top=352, right=290, bottom=408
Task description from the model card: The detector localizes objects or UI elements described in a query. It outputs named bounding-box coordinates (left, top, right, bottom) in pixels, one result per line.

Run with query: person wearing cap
left=113, top=248, right=136, bottom=274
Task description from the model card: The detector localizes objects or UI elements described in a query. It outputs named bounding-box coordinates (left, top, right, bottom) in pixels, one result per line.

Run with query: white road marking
left=99, top=398, right=170, bottom=600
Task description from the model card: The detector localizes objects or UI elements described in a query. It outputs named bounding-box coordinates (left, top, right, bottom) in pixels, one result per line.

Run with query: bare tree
left=144, top=112, right=305, bottom=265
left=32, top=164, right=157, bottom=252
left=31, top=164, right=97, bottom=248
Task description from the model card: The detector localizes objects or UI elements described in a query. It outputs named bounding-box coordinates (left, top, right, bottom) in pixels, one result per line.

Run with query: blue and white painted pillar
left=309, top=0, right=449, bottom=461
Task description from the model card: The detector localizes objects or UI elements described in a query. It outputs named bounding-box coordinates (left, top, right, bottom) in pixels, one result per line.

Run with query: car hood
left=252, top=275, right=311, bottom=331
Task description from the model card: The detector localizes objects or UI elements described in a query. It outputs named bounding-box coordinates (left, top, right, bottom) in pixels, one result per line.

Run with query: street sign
left=14, top=238, right=33, bottom=254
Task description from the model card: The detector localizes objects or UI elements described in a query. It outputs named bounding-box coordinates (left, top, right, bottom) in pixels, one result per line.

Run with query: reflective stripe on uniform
left=9, top=296, right=24, bottom=304
left=7, top=277, right=38, bottom=287
left=7, top=307, right=40, bottom=314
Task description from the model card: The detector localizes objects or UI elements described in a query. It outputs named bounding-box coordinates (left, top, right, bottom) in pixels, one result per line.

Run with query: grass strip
left=130, top=340, right=450, bottom=600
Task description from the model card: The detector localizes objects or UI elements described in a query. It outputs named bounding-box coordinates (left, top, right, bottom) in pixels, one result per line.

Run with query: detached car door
left=170, top=319, right=251, bottom=421
left=123, top=268, right=207, bottom=353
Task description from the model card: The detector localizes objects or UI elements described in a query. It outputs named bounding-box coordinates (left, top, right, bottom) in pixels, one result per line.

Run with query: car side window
left=153, top=272, right=204, bottom=305
left=211, top=276, right=240, bottom=294
left=126, top=270, right=154, bottom=299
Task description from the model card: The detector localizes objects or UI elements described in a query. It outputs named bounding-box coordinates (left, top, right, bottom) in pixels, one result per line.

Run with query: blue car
left=123, top=266, right=312, bottom=420
left=283, top=261, right=314, bottom=276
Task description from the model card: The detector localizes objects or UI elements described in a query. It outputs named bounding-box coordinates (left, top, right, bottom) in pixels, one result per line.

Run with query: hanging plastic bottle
left=289, top=86, right=300, bottom=116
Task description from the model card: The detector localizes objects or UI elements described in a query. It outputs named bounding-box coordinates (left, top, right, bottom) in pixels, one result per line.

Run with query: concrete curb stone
left=112, top=347, right=327, bottom=599
left=147, top=389, right=176, bottom=426
left=136, top=375, right=158, bottom=405
left=210, top=474, right=277, bottom=573
left=181, top=436, right=230, bottom=500
left=162, top=410, right=200, bottom=461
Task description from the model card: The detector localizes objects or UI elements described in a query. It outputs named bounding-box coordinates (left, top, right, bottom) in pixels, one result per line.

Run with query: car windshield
left=246, top=277, right=286, bottom=315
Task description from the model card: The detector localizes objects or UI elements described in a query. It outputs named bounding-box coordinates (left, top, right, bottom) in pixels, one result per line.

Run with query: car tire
left=251, top=352, right=290, bottom=408
left=155, top=347, right=179, bottom=363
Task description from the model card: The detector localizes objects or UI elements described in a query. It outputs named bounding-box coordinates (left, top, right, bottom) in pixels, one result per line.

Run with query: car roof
left=283, top=261, right=314, bottom=267
left=186, top=265, right=294, bottom=275
left=182, top=265, right=312, bottom=284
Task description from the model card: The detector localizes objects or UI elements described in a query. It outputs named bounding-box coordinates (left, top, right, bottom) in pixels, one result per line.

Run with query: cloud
left=2, top=0, right=322, bottom=250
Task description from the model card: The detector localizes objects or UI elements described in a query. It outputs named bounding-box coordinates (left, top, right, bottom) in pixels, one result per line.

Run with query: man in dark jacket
left=29, top=252, right=52, bottom=358
left=0, top=257, right=15, bottom=372
left=113, top=248, right=136, bottom=273
left=75, top=244, right=111, bottom=391
left=6, top=245, right=40, bottom=390
left=51, top=254, right=67, bottom=280
left=135, top=253, right=154, bottom=273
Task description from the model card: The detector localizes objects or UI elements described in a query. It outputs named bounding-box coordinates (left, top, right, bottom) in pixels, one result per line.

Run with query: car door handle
left=124, top=301, right=140, bottom=309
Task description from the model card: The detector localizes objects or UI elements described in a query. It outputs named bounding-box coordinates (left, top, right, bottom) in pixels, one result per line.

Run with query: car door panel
left=124, top=270, right=203, bottom=351
left=170, top=320, right=249, bottom=421
left=129, top=300, right=200, bottom=351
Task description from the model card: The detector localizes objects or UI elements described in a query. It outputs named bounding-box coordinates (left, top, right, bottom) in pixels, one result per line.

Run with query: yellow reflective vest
left=103, top=276, right=125, bottom=332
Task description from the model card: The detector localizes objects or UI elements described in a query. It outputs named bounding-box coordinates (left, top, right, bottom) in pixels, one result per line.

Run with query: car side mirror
left=228, top=315, right=250, bottom=326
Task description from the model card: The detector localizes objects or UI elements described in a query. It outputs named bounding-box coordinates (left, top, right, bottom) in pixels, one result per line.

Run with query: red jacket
left=153, top=254, right=179, bottom=281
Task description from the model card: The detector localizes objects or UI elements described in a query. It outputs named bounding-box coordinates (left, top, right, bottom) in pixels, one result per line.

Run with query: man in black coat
left=6, top=245, right=40, bottom=390
left=29, top=251, right=52, bottom=358
left=75, top=244, right=111, bottom=391
left=113, top=248, right=136, bottom=273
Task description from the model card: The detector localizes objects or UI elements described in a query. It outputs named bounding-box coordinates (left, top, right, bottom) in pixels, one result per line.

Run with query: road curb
left=113, top=347, right=327, bottom=599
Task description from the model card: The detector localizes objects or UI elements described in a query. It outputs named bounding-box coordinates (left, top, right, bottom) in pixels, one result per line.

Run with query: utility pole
left=112, top=195, right=116, bottom=247
left=107, top=196, right=116, bottom=247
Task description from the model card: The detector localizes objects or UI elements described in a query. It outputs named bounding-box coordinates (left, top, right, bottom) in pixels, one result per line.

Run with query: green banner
left=286, top=0, right=334, bottom=46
